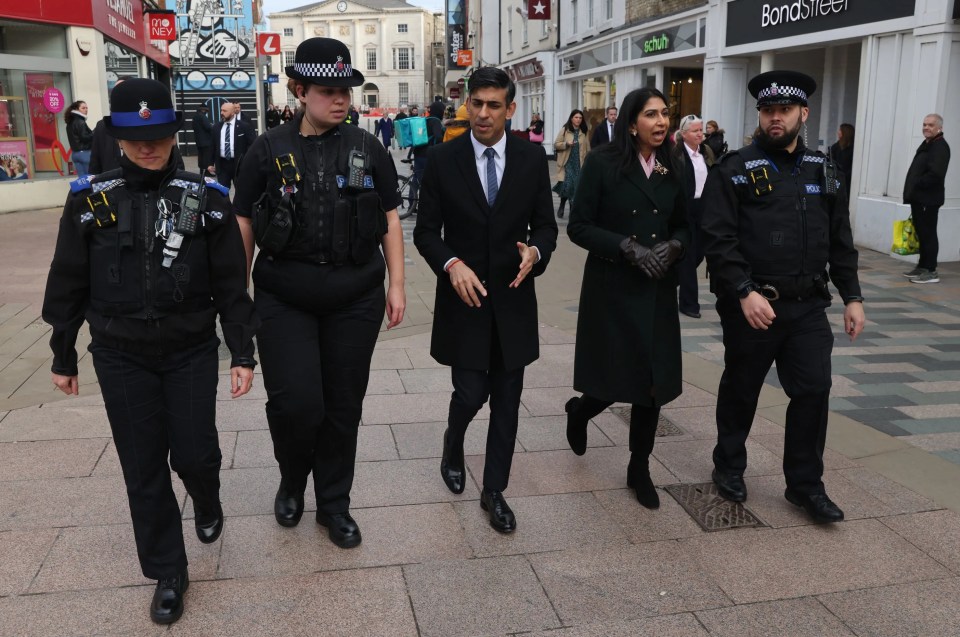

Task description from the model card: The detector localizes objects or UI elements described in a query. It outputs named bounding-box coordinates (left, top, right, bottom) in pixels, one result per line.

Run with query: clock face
left=337, top=1, right=347, bottom=11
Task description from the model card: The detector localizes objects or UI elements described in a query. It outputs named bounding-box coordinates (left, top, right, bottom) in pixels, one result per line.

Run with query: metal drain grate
left=610, top=407, right=685, bottom=437
left=664, top=482, right=767, bottom=532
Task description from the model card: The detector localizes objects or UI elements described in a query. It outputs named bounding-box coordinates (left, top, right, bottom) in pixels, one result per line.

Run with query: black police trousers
left=91, top=337, right=222, bottom=579
left=254, top=260, right=385, bottom=515
left=713, top=297, right=833, bottom=494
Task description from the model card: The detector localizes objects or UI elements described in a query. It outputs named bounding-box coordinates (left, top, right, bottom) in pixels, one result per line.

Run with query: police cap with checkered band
left=748, top=70, right=817, bottom=109
left=285, top=37, right=364, bottom=88
left=103, top=78, right=183, bottom=141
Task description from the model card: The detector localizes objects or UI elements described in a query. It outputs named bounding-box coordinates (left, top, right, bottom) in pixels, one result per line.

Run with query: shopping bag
left=891, top=216, right=920, bottom=255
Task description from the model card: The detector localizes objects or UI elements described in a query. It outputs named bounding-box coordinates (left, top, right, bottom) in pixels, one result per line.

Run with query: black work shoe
left=785, top=489, right=845, bottom=523
left=564, top=397, right=588, bottom=456
left=480, top=488, right=516, bottom=533
left=316, top=511, right=362, bottom=548
left=194, top=503, right=224, bottom=544
left=712, top=468, right=747, bottom=502
left=440, top=427, right=466, bottom=494
left=680, top=309, right=702, bottom=319
left=150, top=571, right=188, bottom=625
left=274, top=484, right=304, bottom=528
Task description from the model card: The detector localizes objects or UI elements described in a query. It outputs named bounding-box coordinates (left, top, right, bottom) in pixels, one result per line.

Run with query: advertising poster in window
left=24, top=74, right=61, bottom=173
left=0, top=139, right=31, bottom=181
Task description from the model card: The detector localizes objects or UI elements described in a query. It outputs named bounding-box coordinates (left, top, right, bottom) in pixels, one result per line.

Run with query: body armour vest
left=254, top=119, right=386, bottom=265
left=78, top=169, right=222, bottom=318
left=726, top=143, right=838, bottom=278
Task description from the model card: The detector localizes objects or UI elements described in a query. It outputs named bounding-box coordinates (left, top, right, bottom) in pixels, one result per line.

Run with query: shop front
left=705, top=0, right=959, bottom=260
left=556, top=8, right=708, bottom=142
left=503, top=54, right=555, bottom=149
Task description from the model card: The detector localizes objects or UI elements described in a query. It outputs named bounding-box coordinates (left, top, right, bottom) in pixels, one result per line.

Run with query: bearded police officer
left=43, top=78, right=258, bottom=623
left=233, top=38, right=405, bottom=548
left=701, top=70, right=865, bottom=524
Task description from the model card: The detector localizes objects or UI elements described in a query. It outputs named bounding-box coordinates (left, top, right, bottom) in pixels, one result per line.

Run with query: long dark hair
left=64, top=100, right=85, bottom=123
left=838, top=123, right=855, bottom=150
left=600, top=88, right=673, bottom=177
left=562, top=109, right=587, bottom=134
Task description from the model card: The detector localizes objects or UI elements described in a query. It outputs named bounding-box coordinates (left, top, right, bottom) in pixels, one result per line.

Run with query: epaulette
left=203, top=177, right=230, bottom=196
left=91, top=178, right=125, bottom=193
left=716, top=149, right=740, bottom=164
left=69, top=174, right=95, bottom=194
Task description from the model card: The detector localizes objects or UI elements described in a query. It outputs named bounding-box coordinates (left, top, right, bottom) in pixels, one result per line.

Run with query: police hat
left=748, top=70, right=817, bottom=109
left=103, top=78, right=183, bottom=141
left=285, top=37, right=364, bottom=88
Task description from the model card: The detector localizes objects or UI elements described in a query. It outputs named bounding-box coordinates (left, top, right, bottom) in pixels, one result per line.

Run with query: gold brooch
left=653, top=160, right=669, bottom=175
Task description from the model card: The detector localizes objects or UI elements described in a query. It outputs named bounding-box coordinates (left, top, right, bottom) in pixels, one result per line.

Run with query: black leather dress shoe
left=712, top=469, right=747, bottom=502
left=194, top=504, right=224, bottom=544
left=785, top=489, right=845, bottom=523
left=274, top=484, right=304, bottom=528
left=316, top=511, right=362, bottom=548
left=565, top=397, right=588, bottom=456
left=480, top=489, right=516, bottom=533
left=440, top=427, right=466, bottom=494
left=680, top=309, right=702, bottom=319
left=150, top=571, right=188, bottom=625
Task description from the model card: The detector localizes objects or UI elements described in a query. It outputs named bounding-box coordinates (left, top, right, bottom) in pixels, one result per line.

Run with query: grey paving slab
left=835, top=467, right=939, bottom=515
left=904, top=431, right=960, bottom=452
left=216, top=466, right=316, bottom=517
left=167, top=568, right=419, bottom=637
left=588, top=410, right=631, bottom=446
left=391, top=419, right=525, bottom=459
left=397, top=367, right=453, bottom=393
left=0, top=403, right=112, bottom=441
left=880, top=510, right=960, bottom=575
left=218, top=504, right=471, bottom=578
left=365, top=368, right=406, bottom=395
left=372, top=331, right=431, bottom=349
left=0, top=528, right=58, bottom=596
left=210, top=397, right=269, bottom=431
left=404, top=555, right=561, bottom=637
left=751, top=433, right=860, bottom=470
left=369, top=347, right=413, bottom=370
left=0, top=438, right=107, bottom=480
left=351, top=457, right=482, bottom=507
left=656, top=406, right=784, bottom=441
left=592, top=487, right=705, bottom=543
left=521, top=614, right=711, bottom=637
left=529, top=543, right=731, bottom=625
left=515, top=414, right=613, bottom=452
left=694, top=597, right=856, bottom=636
left=466, top=447, right=676, bottom=497
left=520, top=386, right=584, bottom=416
left=683, top=519, right=951, bottom=604
left=453, top=492, right=630, bottom=558
left=363, top=390, right=504, bottom=424
left=29, top=523, right=220, bottom=594
left=893, top=417, right=960, bottom=435
left=653, top=437, right=783, bottom=483
left=818, top=577, right=960, bottom=637
left=0, top=585, right=166, bottom=637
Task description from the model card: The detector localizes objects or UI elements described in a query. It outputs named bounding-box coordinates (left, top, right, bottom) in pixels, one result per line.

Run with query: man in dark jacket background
left=192, top=105, right=213, bottom=174
left=902, top=113, right=951, bottom=284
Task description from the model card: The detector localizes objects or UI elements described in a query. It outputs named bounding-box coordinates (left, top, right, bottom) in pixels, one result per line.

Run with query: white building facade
left=268, top=0, right=443, bottom=111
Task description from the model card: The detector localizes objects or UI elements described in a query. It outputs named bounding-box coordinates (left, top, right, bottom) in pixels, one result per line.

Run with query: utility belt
left=752, top=273, right=832, bottom=301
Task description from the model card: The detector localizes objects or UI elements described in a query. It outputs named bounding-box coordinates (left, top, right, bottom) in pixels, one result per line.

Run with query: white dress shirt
left=220, top=117, right=237, bottom=159
left=684, top=142, right=708, bottom=199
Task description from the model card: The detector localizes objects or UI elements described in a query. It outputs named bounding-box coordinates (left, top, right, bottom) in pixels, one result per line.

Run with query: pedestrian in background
left=191, top=105, right=213, bottom=174
left=702, top=70, right=865, bottom=524
left=590, top=105, right=617, bottom=147
left=704, top=119, right=727, bottom=157
left=902, top=114, right=950, bottom=284
left=42, top=78, right=258, bottom=624
left=526, top=112, right=544, bottom=145
left=375, top=112, right=394, bottom=148
left=281, top=105, right=294, bottom=123
left=565, top=87, right=689, bottom=510
left=64, top=100, right=93, bottom=176
left=671, top=113, right=715, bottom=320
left=829, top=123, right=854, bottom=193
left=553, top=109, right=589, bottom=218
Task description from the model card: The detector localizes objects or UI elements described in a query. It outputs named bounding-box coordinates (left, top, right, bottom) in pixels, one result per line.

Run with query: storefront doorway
left=664, top=67, right=703, bottom=130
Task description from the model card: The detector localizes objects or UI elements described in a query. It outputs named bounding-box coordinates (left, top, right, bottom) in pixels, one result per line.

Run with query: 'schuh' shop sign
left=725, top=0, right=915, bottom=47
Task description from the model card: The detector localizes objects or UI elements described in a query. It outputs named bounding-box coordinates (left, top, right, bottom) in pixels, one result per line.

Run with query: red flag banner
left=527, top=0, right=550, bottom=20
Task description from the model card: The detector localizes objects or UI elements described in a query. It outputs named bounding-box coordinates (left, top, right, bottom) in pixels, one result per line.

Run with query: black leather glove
left=652, top=239, right=684, bottom=269
left=619, top=237, right=666, bottom=279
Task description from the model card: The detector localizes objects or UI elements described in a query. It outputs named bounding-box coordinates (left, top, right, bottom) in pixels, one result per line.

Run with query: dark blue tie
left=484, top=147, right=498, bottom=206
left=224, top=122, right=232, bottom=159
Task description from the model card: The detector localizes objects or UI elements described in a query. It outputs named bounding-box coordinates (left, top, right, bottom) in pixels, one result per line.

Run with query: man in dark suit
left=413, top=67, right=558, bottom=534
left=209, top=101, right=255, bottom=190
left=191, top=105, right=213, bottom=173
left=590, top=106, right=617, bottom=148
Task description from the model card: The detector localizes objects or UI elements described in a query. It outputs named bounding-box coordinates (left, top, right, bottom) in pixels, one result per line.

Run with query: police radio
left=347, top=150, right=367, bottom=190
left=175, top=190, right=203, bottom=236
left=822, top=159, right=839, bottom=197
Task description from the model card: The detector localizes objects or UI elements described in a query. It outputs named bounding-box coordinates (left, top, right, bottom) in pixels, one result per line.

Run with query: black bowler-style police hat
left=103, top=78, right=183, bottom=141
left=285, top=37, right=364, bottom=88
left=748, top=70, right=817, bottom=109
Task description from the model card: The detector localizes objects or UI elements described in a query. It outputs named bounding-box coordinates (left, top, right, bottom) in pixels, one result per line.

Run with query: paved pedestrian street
left=1, top=201, right=959, bottom=636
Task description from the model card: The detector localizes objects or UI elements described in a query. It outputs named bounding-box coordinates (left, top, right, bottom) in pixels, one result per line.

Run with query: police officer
left=701, top=70, right=865, bottom=523
left=42, top=78, right=258, bottom=623
left=233, top=38, right=405, bottom=548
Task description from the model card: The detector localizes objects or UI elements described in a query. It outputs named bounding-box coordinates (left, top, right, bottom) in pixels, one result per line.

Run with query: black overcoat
left=413, top=133, right=558, bottom=371
left=568, top=148, right=690, bottom=406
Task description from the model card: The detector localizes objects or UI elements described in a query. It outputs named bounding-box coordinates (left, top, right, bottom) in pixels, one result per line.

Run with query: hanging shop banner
left=24, top=73, right=61, bottom=173
left=726, top=0, right=917, bottom=47
left=527, top=0, right=550, bottom=20
left=446, top=0, right=467, bottom=71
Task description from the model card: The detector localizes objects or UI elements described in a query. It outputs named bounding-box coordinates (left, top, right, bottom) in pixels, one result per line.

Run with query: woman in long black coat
left=564, top=87, right=690, bottom=509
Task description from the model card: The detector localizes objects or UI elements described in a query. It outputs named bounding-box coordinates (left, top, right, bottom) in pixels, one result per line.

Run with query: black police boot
left=316, top=511, right=362, bottom=548
left=480, top=488, right=516, bottom=533
left=150, top=571, right=188, bottom=624
left=712, top=468, right=747, bottom=502
left=785, top=489, right=844, bottom=523
left=440, top=427, right=466, bottom=494
left=565, top=397, right=588, bottom=456
left=194, top=501, right=224, bottom=544
left=274, top=482, right=305, bottom=528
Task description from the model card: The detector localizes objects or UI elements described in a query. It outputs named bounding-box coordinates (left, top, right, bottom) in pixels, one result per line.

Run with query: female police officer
left=42, top=78, right=258, bottom=624
left=232, top=38, right=405, bottom=549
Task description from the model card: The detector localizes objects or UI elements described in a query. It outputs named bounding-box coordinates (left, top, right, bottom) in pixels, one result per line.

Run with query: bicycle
left=396, top=173, right=419, bottom=220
